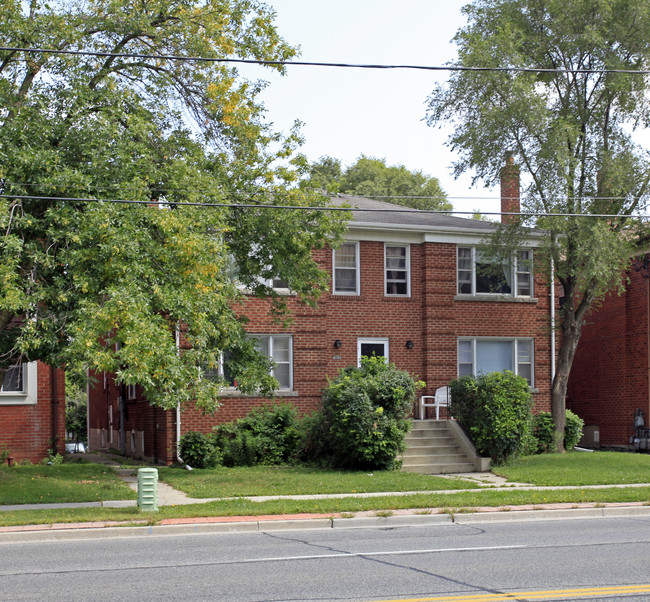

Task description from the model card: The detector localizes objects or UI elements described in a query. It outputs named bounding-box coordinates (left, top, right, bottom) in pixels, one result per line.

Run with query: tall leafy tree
left=308, top=155, right=451, bottom=211
left=0, top=0, right=346, bottom=411
left=427, top=0, right=650, bottom=449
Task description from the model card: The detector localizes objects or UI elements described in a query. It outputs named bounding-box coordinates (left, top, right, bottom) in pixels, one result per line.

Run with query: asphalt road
left=2, top=515, right=650, bottom=601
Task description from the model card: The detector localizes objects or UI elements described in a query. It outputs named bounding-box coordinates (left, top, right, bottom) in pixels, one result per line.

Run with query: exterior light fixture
left=405, top=340, right=414, bottom=349
left=334, top=339, right=342, bottom=348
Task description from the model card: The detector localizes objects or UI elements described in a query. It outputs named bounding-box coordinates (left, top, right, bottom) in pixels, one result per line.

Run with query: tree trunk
left=551, top=313, right=583, bottom=453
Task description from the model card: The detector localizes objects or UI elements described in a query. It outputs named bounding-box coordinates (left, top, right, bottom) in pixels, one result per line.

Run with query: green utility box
left=137, top=467, right=159, bottom=511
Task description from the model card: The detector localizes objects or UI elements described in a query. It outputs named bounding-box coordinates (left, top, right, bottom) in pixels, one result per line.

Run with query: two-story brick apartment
left=88, top=164, right=557, bottom=464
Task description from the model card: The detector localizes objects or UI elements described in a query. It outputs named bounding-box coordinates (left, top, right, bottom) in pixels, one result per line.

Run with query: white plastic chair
left=418, top=386, right=451, bottom=420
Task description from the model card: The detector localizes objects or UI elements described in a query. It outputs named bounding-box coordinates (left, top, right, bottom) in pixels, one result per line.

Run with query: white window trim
left=220, top=335, right=294, bottom=392
left=384, top=244, right=411, bottom=297
left=457, top=246, right=533, bottom=298
left=0, top=362, right=38, bottom=406
left=458, top=337, right=534, bottom=387
left=127, top=384, right=137, bottom=400
left=357, top=337, right=389, bottom=367
left=333, top=242, right=360, bottom=296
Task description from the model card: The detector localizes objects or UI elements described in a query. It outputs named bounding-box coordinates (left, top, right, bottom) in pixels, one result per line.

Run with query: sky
left=237, top=0, right=500, bottom=216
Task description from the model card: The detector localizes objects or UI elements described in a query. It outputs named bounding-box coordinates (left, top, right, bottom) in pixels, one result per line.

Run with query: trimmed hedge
left=533, top=410, right=585, bottom=452
left=311, top=356, right=420, bottom=470
left=449, top=371, right=533, bottom=465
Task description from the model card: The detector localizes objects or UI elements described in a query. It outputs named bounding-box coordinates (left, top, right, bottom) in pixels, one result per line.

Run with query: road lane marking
left=375, top=583, right=650, bottom=602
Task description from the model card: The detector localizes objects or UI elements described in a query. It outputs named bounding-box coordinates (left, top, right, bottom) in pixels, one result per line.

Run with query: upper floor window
left=333, top=242, right=359, bottom=295
left=458, top=338, right=533, bottom=386
left=457, top=247, right=533, bottom=297
left=385, top=244, right=410, bottom=296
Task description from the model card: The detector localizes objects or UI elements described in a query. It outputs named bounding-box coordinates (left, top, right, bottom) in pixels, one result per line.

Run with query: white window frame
left=457, top=246, right=533, bottom=298
left=357, top=337, right=389, bottom=367
left=333, top=242, right=360, bottom=295
left=458, top=337, right=534, bottom=387
left=385, top=244, right=410, bottom=297
left=0, top=362, right=38, bottom=405
left=127, top=384, right=137, bottom=400
left=253, top=334, right=293, bottom=391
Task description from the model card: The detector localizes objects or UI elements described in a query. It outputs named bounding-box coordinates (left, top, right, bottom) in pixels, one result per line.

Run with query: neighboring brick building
left=0, top=362, right=66, bottom=463
left=567, top=260, right=650, bottom=449
left=88, top=162, right=559, bottom=464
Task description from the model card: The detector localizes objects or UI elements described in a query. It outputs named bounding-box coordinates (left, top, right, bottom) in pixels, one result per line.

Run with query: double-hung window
left=333, top=242, right=359, bottom=295
left=253, top=335, right=292, bottom=390
left=457, top=247, right=533, bottom=297
left=212, top=334, right=293, bottom=392
left=458, top=338, right=534, bottom=386
left=385, top=244, right=410, bottom=296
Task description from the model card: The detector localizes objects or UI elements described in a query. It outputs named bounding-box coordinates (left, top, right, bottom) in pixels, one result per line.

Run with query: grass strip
left=156, top=465, right=479, bottom=497
left=493, top=451, right=650, bottom=486
left=0, top=464, right=136, bottom=505
left=1, top=486, right=648, bottom=528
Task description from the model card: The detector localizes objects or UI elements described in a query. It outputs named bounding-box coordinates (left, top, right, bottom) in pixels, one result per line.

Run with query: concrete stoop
left=401, top=420, right=491, bottom=475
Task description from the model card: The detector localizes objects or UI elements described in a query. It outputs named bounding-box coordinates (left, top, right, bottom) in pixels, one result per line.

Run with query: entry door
left=357, top=338, right=389, bottom=366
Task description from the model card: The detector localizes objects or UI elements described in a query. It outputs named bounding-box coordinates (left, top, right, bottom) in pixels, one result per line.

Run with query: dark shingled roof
left=330, top=194, right=500, bottom=233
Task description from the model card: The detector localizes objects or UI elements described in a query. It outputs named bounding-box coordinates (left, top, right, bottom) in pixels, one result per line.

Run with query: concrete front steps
left=401, top=420, right=491, bottom=474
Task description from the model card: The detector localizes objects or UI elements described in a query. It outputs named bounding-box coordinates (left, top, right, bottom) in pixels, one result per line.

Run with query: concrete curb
left=2, top=504, right=650, bottom=544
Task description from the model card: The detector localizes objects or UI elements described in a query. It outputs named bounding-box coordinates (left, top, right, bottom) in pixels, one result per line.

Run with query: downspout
left=175, top=322, right=184, bottom=465
left=550, top=257, right=556, bottom=384
left=86, top=369, right=90, bottom=452
left=50, top=366, right=59, bottom=453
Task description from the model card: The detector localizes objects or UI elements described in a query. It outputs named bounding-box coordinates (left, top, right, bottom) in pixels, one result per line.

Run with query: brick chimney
left=500, top=151, right=520, bottom=224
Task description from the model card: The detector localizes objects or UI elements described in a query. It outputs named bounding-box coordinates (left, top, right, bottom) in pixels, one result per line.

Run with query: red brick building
left=0, top=362, right=66, bottom=463
left=88, top=166, right=559, bottom=464
left=567, top=260, right=650, bottom=449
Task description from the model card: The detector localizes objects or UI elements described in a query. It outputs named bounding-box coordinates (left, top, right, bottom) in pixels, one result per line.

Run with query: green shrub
left=449, top=371, right=533, bottom=465
left=565, top=410, right=585, bottom=450
left=533, top=410, right=585, bottom=452
left=314, top=356, right=420, bottom=470
left=179, top=431, right=221, bottom=469
left=213, top=403, right=302, bottom=467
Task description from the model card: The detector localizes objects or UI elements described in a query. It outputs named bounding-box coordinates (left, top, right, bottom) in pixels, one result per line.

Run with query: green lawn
left=0, top=464, right=137, bottom=505
left=156, top=465, right=480, bottom=497
left=1, top=485, right=649, bottom=528
left=1, top=451, right=650, bottom=528
left=493, top=451, right=650, bottom=486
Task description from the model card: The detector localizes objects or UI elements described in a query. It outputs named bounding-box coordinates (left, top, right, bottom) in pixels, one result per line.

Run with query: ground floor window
left=252, top=335, right=293, bottom=390
left=458, top=338, right=533, bottom=386
left=357, top=338, right=389, bottom=366
left=0, top=362, right=37, bottom=405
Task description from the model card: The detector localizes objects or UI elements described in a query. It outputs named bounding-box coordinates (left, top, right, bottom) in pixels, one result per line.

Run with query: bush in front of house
left=532, top=409, right=585, bottom=453
left=449, top=371, right=533, bottom=465
left=178, top=431, right=221, bottom=469
left=213, top=403, right=302, bottom=466
left=310, top=356, right=420, bottom=471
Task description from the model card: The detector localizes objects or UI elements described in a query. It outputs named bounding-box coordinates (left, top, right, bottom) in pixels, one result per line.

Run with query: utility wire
left=1, top=47, right=649, bottom=75
left=0, top=182, right=639, bottom=203
left=1, top=193, right=648, bottom=219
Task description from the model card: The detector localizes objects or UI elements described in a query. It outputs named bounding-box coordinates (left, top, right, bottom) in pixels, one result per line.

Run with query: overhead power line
left=1, top=193, right=648, bottom=219
left=1, top=47, right=649, bottom=75
left=0, top=182, right=640, bottom=203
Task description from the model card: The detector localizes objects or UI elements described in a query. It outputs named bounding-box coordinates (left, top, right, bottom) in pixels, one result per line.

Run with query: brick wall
left=89, top=239, right=555, bottom=464
left=568, top=267, right=650, bottom=447
left=0, top=362, right=65, bottom=463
